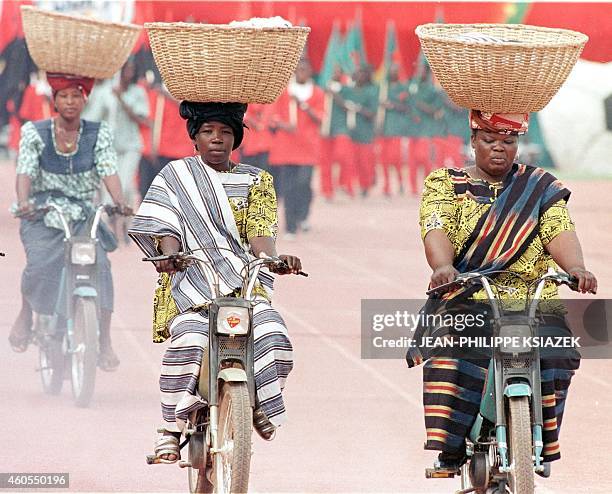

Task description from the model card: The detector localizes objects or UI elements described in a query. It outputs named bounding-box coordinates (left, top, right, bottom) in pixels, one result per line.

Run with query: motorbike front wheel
left=508, top=396, right=534, bottom=494
left=39, top=330, right=64, bottom=395
left=213, top=381, right=252, bottom=494
left=70, top=297, right=98, bottom=408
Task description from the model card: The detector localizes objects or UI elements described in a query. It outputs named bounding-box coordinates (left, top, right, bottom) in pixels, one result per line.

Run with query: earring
left=194, top=143, right=198, bottom=152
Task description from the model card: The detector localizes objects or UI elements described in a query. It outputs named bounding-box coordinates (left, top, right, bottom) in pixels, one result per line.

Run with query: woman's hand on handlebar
left=567, top=267, right=597, bottom=294
left=269, top=254, right=302, bottom=275
left=14, top=201, right=37, bottom=219
left=155, top=256, right=183, bottom=275
left=430, top=264, right=459, bottom=289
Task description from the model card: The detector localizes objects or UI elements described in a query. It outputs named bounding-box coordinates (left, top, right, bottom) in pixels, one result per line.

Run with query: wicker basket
left=145, top=22, right=311, bottom=103
left=21, top=6, right=141, bottom=79
left=415, top=23, right=588, bottom=113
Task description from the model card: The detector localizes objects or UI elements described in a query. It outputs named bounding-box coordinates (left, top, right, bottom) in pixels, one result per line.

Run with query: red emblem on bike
left=227, top=316, right=241, bottom=328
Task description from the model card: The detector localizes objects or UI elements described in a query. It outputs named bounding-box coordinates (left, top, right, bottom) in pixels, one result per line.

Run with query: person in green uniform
left=320, top=65, right=354, bottom=198
left=438, top=91, right=469, bottom=168
left=377, top=63, right=412, bottom=196
left=334, top=64, right=379, bottom=197
left=407, top=67, right=437, bottom=195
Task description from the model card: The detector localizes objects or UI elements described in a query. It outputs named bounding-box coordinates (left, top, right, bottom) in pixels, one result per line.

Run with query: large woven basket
left=415, top=23, right=588, bottom=113
left=145, top=22, right=311, bottom=103
left=21, top=6, right=141, bottom=79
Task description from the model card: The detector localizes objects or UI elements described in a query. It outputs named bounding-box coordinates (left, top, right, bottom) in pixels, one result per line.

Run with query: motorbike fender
left=73, top=286, right=97, bottom=298
left=218, top=368, right=248, bottom=383
left=503, top=383, right=532, bottom=397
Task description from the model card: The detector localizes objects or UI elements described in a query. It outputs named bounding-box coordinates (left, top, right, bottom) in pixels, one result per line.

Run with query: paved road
left=1, top=161, right=610, bottom=493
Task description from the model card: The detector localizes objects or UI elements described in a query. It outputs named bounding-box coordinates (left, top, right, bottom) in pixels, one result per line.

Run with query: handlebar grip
left=565, top=275, right=579, bottom=290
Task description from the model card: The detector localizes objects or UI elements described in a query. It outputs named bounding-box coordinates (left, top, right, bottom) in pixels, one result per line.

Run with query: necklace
left=54, top=118, right=80, bottom=152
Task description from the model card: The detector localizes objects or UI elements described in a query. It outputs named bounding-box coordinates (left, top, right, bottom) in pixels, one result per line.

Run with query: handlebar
left=143, top=252, right=307, bottom=276
left=426, top=269, right=580, bottom=320
left=15, top=203, right=132, bottom=240
left=142, top=250, right=307, bottom=300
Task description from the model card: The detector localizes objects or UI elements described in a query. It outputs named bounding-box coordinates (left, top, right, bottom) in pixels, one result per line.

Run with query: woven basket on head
left=145, top=22, right=311, bottom=104
left=21, top=6, right=141, bottom=79
left=415, top=23, right=588, bottom=113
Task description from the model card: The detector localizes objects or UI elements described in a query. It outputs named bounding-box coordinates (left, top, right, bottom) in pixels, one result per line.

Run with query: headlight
left=499, top=324, right=531, bottom=354
left=71, top=241, right=96, bottom=265
left=216, top=306, right=250, bottom=336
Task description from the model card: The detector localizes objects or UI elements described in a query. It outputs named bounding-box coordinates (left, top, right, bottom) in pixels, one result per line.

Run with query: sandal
left=253, top=408, right=276, bottom=441
left=98, top=347, right=120, bottom=372
left=146, top=433, right=181, bottom=465
left=8, top=316, right=32, bottom=353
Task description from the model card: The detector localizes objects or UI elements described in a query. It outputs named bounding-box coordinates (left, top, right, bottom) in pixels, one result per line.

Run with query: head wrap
left=470, top=110, right=529, bottom=135
left=179, top=101, right=248, bottom=150
left=47, top=72, right=94, bottom=99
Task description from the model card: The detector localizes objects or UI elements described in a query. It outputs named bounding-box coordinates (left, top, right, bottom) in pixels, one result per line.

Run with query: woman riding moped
left=129, top=101, right=302, bottom=463
left=407, top=110, right=597, bottom=473
left=9, top=73, right=129, bottom=371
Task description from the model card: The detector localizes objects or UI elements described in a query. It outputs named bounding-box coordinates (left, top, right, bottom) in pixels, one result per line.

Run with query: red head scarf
left=47, top=72, right=95, bottom=99
left=469, top=110, right=529, bottom=135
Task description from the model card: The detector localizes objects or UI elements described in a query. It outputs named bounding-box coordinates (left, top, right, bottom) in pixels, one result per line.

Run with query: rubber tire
left=216, top=382, right=252, bottom=494
left=71, top=298, right=98, bottom=408
left=508, top=396, right=534, bottom=494
left=39, top=335, right=64, bottom=395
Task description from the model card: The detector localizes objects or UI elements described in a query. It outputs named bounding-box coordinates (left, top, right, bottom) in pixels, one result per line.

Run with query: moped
left=425, top=269, right=580, bottom=494
left=144, top=249, right=305, bottom=493
left=18, top=203, right=126, bottom=407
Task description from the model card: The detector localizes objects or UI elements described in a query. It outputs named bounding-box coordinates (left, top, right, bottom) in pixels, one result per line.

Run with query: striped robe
left=129, top=156, right=292, bottom=432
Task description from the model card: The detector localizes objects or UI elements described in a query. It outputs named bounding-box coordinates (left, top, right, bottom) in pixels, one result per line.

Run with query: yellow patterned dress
left=417, top=166, right=578, bottom=462
left=420, top=167, right=575, bottom=301
left=152, top=164, right=277, bottom=342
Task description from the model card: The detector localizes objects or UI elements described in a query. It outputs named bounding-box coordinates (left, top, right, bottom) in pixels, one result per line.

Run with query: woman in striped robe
left=407, top=110, right=597, bottom=472
left=129, top=101, right=302, bottom=462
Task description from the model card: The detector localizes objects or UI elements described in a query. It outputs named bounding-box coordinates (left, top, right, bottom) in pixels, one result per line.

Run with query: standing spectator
left=407, top=70, right=436, bottom=195
left=376, top=63, right=411, bottom=196
left=139, top=83, right=196, bottom=198
left=336, top=65, right=379, bottom=197
left=7, top=71, right=52, bottom=158
left=240, top=103, right=271, bottom=172
left=320, top=65, right=353, bottom=200
left=438, top=92, right=469, bottom=168
left=266, top=59, right=324, bottom=238
left=83, top=59, right=149, bottom=243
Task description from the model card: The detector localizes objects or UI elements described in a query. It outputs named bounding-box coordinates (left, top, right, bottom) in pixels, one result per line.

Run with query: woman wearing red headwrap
left=9, top=73, right=130, bottom=372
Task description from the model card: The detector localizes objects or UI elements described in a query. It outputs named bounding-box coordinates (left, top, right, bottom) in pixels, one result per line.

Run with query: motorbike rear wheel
left=213, top=381, right=252, bottom=494
left=71, top=297, right=98, bottom=408
left=508, top=396, right=534, bottom=494
left=39, top=322, right=64, bottom=395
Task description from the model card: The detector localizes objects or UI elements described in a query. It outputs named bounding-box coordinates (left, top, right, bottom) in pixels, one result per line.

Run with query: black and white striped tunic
left=129, top=156, right=293, bottom=431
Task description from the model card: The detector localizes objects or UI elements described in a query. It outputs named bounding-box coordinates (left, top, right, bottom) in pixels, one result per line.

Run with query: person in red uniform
left=138, top=82, right=195, bottom=198
left=319, top=65, right=354, bottom=200
left=240, top=103, right=272, bottom=172
left=8, top=71, right=53, bottom=157
left=266, top=59, right=325, bottom=238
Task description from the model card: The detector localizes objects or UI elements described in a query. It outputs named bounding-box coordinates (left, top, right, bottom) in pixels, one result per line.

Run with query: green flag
left=317, top=21, right=344, bottom=87
left=341, top=16, right=367, bottom=75
left=503, top=2, right=531, bottom=23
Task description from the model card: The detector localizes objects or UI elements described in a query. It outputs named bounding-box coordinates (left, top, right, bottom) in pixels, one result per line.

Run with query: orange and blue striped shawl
left=445, top=163, right=570, bottom=300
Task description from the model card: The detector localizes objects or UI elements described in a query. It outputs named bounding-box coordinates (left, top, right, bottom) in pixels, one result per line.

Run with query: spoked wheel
left=507, top=396, right=534, bottom=494
left=212, top=382, right=252, bottom=494
left=70, top=298, right=98, bottom=408
left=39, top=328, right=64, bottom=395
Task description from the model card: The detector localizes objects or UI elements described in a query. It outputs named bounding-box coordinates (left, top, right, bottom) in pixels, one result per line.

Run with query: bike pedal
left=425, top=467, right=457, bottom=479
left=178, top=460, right=192, bottom=469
